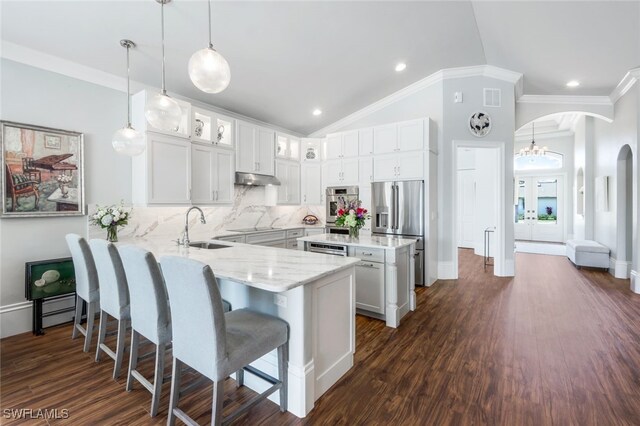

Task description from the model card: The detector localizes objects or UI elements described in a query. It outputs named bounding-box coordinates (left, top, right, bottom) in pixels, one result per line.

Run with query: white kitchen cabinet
left=191, top=145, right=233, bottom=204
left=358, top=157, right=373, bottom=183
left=275, top=160, right=300, bottom=205
left=276, top=133, right=300, bottom=161
left=359, top=128, right=374, bottom=156
left=397, top=119, right=424, bottom=152
left=355, top=261, right=385, bottom=314
left=302, top=163, right=322, bottom=205
left=373, top=119, right=424, bottom=154
left=373, top=124, right=397, bottom=154
left=373, top=152, right=424, bottom=181
left=191, top=144, right=214, bottom=203
left=304, top=228, right=325, bottom=236
left=236, top=120, right=275, bottom=175
left=132, top=133, right=191, bottom=205
left=325, top=131, right=359, bottom=160
left=324, top=159, right=359, bottom=186
left=257, top=127, right=276, bottom=175
left=132, top=90, right=191, bottom=139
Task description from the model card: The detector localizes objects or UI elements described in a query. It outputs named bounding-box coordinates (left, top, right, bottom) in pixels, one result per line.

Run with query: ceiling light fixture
left=112, top=40, right=145, bottom=156
left=566, top=80, right=580, bottom=88
left=144, top=0, right=182, bottom=132
left=395, top=63, right=407, bottom=72
left=188, top=0, right=231, bottom=93
left=312, top=109, right=322, bottom=116
left=519, top=122, right=548, bottom=157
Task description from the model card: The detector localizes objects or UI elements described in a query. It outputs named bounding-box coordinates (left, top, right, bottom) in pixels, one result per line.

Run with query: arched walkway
left=615, top=144, right=634, bottom=279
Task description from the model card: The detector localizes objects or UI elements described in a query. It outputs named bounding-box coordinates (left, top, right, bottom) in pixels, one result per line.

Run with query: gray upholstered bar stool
left=119, top=245, right=172, bottom=417
left=89, top=239, right=130, bottom=379
left=160, top=255, right=289, bottom=426
left=65, top=234, right=100, bottom=353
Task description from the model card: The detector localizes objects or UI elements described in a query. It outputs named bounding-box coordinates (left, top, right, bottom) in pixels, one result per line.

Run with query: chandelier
left=519, top=122, right=547, bottom=156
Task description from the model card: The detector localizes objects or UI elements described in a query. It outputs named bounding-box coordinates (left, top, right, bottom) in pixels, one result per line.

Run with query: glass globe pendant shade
left=112, top=125, right=145, bottom=156
left=144, top=92, right=182, bottom=131
left=188, top=47, right=231, bottom=94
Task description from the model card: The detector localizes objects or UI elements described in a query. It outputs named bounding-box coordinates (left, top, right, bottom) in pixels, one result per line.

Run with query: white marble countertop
left=120, top=237, right=357, bottom=293
left=297, top=233, right=417, bottom=250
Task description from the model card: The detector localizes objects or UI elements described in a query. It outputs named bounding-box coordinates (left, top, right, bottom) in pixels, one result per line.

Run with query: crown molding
left=517, top=94, right=612, bottom=106
left=1, top=40, right=129, bottom=92
left=609, top=67, right=640, bottom=104
left=309, top=65, right=523, bottom=137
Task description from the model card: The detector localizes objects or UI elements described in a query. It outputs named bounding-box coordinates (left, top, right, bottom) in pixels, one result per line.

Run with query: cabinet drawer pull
left=362, top=252, right=373, bottom=256
left=359, top=263, right=376, bottom=268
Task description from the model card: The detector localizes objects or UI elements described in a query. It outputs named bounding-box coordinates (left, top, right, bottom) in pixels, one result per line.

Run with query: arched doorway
left=615, top=145, right=633, bottom=279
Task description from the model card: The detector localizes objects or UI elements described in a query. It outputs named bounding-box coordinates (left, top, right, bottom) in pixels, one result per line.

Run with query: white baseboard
left=609, top=257, right=632, bottom=279
left=499, top=259, right=515, bottom=277
left=438, top=262, right=456, bottom=279
left=631, top=270, right=639, bottom=294
left=0, top=296, right=75, bottom=338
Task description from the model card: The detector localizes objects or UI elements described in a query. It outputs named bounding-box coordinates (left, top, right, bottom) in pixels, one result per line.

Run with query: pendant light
left=145, top=0, right=182, bottom=132
left=188, top=0, right=230, bottom=93
left=112, top=40, right=145, bottom=156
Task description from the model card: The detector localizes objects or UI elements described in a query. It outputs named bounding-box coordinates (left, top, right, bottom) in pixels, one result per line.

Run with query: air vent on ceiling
left=483, top=88, right=501, bottom=107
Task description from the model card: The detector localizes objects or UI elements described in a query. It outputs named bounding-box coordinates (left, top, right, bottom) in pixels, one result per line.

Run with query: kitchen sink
left=188, top=242, right=231, bottom=250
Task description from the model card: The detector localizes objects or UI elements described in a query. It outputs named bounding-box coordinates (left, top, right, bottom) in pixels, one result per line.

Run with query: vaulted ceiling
left=1, top=1, right=638, bottom=135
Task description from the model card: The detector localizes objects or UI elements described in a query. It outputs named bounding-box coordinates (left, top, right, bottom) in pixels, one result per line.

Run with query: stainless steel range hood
left=234, top=172, right=281, bottom=186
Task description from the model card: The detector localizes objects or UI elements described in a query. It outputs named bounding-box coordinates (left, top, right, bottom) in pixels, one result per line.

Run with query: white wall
left=592, top=84, right=638, bottom=282
left=442, top=76, right=516, bottom=277
left=0, top=59, right=129, bottom=337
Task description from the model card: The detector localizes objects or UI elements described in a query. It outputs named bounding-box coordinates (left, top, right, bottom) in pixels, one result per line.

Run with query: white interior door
left=515, top=175, right=564, bottom=242
left=457, top=169, right=475, bottom=248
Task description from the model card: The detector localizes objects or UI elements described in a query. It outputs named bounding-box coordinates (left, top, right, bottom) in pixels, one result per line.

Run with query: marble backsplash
left=87, top=185, right=325, bottom=242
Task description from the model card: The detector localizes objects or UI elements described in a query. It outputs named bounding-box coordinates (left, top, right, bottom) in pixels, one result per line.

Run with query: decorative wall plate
left=469, top=111, right=491, bottom=137
left=305, top=147, right=317, bottom=160
left=194, top=119, right=204, bottom=137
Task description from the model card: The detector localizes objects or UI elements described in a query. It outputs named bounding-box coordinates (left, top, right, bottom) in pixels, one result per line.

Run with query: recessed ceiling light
left=312, top=109, right=322, bottom=116
left=566, top=80, right=580, bottom=88
left=395, top=63, right=407, bottom=72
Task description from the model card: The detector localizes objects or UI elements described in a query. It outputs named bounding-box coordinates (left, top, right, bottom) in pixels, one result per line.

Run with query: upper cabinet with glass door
left=276, top=132, right=300, bottom=161
left=191, top=106, right=234, bottom=149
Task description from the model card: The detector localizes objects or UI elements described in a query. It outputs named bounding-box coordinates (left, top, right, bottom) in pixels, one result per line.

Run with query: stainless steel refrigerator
left=371, top=180, right=425, bottom=285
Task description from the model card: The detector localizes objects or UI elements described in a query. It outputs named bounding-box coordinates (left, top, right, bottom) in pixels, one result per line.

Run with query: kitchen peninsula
left=127, top=238, right=359, bottom=418
left=297, top=234, right=417, bottom=328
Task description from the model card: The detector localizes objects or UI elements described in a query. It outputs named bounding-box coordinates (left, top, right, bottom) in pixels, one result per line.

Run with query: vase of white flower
left=106, top=224, right=118, bottom=242
left=90, top=202, right=131, bottom=243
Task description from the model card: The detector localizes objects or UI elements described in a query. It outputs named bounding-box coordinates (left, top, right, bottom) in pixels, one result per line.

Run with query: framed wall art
left=1, top=121, right=85, bottom=217
left=25, top=257, right=76, bottom=301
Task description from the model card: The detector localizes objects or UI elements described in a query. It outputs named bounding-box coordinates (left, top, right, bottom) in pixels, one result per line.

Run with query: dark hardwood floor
left=2, top=249, right=639, bottom=425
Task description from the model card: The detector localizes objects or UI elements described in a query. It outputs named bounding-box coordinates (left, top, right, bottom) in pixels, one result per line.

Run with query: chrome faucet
left=180, top=206, right=206, bottom=247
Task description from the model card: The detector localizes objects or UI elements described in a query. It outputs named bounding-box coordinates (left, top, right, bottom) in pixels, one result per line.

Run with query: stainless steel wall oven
left=325, top=186, right=359, bottom=224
